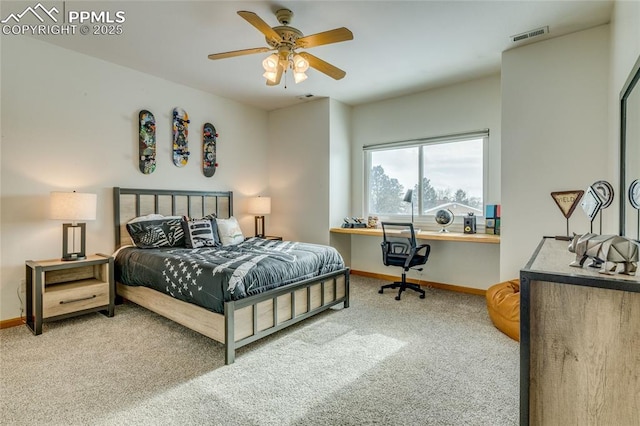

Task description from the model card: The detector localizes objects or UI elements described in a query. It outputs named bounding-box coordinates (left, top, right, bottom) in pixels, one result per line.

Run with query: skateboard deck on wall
left=139, top=110, right=156, bottom=174
left=203, top=122, right=217, bottom=177
left=172, top=107, right=190, bottom=167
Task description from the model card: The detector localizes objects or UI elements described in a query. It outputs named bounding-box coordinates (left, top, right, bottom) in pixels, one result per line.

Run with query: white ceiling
left=33, top=0, right=614, bottom=111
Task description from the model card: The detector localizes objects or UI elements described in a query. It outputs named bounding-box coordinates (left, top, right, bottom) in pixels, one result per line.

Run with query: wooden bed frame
left=113, top=187, right=350, bottom=364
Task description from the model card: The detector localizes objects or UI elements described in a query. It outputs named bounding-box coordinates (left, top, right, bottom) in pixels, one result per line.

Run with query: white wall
left=329, top=99, right=352, bottom=229
left=0, top=37, right=269, bottom=321
left=268, top=98, right=352, bottom=246
left=347, top=75, right=502, bottom=289
left=268, top=98, right=331, bottom=244
left=501, top=25, right=611, bottom=280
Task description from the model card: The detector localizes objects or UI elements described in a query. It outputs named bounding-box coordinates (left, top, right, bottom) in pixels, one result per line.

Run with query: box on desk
left=485, top=204, right=501, bottom=235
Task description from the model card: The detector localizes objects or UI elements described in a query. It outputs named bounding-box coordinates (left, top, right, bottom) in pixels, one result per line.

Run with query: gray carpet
left=0, top=275, right=518, bottom=425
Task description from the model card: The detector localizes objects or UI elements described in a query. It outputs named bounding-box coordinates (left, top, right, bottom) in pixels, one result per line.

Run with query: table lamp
left=403, top=189, right=414, bottom=223
left=247, top=196, right=271, bottom=237
left=50, top=191, right=97, bottom=261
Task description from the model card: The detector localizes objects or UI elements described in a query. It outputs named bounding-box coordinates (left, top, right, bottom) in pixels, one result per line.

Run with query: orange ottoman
left=486, top=279, right=520, bottom=341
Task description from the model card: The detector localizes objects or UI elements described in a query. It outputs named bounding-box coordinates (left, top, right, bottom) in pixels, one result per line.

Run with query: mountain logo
left=1, top=3, right=59, bottom=24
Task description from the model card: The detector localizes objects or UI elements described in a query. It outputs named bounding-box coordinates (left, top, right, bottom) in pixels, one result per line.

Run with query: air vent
left=511, top=26, right=549, bottom=43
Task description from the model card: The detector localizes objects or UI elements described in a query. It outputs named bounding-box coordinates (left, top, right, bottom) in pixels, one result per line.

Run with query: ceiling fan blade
left=298, top=52, right=346, bottom=80
left=266, top=63, right=284, bottom=86
left=208, top=47, right=271, bottom=60
left=237, top=11, right=281, bottom=45
left=296, top=27, right=353, bottom=49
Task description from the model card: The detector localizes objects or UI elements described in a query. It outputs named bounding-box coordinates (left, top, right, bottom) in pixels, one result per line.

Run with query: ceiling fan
left=208, top=9, right=353, bottom=86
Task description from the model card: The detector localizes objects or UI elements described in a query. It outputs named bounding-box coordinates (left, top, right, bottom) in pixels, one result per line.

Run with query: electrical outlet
left=20, top=279, right=26, bottom=294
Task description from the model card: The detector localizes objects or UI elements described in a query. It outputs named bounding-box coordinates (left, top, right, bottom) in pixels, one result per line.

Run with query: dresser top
left=522, top=237, right=640, bottom=290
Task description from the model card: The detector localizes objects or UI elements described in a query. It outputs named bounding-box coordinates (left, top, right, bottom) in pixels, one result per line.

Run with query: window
left=364, top=131, right=487, bottom=225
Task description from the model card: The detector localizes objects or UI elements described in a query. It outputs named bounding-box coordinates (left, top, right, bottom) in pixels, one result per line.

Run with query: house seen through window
left=365, top=132, right=487, bottom=225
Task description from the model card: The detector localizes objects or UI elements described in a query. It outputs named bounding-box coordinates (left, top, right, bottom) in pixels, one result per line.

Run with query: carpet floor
left=0, top=275, right=518, bottom=425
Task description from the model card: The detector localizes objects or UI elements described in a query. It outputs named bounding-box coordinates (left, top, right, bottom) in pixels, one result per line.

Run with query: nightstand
left=263, top=235, right=283, bottom=241
left=25, top=254, right=114, bottom=335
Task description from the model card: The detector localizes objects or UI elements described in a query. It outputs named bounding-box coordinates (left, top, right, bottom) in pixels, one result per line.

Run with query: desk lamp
left=403, top=189, right=414, bottom=223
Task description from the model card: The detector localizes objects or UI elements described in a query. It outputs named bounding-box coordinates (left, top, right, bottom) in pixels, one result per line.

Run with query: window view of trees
left=367, top=138, right=484, bottom=217
left=369, top=165, right=407, bottom=214
left=369, top=167, right=482, bottom=214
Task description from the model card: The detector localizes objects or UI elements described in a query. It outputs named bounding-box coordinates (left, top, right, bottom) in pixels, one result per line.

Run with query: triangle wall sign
left=551, top=190, right=584, bottom=219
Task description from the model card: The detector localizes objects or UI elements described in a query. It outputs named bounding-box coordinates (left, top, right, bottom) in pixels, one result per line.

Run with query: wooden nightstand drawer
left=43, top=280, right=109, bottom=318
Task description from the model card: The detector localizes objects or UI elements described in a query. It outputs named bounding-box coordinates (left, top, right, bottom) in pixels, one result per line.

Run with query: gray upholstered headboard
left=113, top=187, right=233, bottom=248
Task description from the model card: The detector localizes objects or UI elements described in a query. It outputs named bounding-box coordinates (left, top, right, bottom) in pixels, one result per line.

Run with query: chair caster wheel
left=420, top=294, right=426, bottom=299
left=378, top=289, right=383, bottom=294
left=395, top=296, right=401, bottom=301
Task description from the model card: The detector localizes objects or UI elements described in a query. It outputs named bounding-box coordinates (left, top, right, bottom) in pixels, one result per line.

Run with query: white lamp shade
left=247, top=197, right=271, bottom=215
left=293, top=71, right=308, bottom=84
left=262, top=54, right=279, bottom=72
left=293, top=54, right=309, bottom=73
left=263, top=71, right=278, bottom=83
left=50, top=192, right=97, bottom=221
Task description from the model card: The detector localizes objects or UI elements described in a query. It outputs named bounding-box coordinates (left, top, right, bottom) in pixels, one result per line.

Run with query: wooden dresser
left=520, top=237, right=640, bottom=425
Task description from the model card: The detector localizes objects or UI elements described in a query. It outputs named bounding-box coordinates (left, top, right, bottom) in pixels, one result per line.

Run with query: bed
left=113, top=187, right=350, bottom=364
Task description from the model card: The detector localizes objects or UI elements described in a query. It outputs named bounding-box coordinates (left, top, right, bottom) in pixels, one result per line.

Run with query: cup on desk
left=367, top=215, right=379, bottom=228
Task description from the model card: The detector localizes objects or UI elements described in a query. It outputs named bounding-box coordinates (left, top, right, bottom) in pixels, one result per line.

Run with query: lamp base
left=254, top=215, right=266, bottom=238
left=61, top=254, right=87, bottom=261
left=62, top=223, right=87, bottom=262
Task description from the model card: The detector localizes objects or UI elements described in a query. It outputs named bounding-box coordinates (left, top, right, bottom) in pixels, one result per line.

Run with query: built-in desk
left=329, top=227, right=501, bottom=293
left=330, top=227, right=500, bottom=244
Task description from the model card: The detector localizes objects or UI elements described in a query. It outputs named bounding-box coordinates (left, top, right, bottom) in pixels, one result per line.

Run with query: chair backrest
left=380, top=222, right=417, bottom=265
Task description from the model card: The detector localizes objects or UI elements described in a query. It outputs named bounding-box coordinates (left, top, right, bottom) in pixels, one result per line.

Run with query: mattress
left=115, top=237, right=345, bottom=314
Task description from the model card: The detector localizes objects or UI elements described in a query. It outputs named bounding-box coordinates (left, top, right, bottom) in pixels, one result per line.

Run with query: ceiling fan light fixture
left=263, top=70, right=278, bottom=83
left=293, top=54, right=309, bottom=73
left=293, top=71, right=308, bottom=84
left=262, top=54, right=279, bottom=72
left=208, top=9, right=352, bottom=86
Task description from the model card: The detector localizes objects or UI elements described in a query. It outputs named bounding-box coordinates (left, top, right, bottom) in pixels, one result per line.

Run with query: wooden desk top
left=330, top=227, right=500, bottom=244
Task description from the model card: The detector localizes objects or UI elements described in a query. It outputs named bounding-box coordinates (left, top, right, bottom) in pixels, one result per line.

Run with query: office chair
left=378, top=222, right=431, bottom=300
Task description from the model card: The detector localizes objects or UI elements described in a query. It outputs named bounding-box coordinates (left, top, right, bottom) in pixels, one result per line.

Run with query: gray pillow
left=182, top=214, right=221, bottom=248
left=126, top=216, right=185, bottom=248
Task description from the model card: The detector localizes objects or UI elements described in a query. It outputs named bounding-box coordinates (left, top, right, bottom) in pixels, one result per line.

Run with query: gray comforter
left=115, top=237, right=345, bottom=313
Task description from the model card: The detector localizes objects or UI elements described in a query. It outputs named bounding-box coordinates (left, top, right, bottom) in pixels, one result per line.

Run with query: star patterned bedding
left=115, top=237, right=345, bottom=314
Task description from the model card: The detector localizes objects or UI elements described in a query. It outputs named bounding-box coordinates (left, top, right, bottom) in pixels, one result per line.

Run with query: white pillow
left=216, top=217, right=244, bottom=246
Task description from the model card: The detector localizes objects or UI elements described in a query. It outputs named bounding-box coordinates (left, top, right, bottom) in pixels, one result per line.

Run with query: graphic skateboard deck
left=203, top=122, right=217, bottom=177
left=139, top=110, right=156, bottom=174
left=172, top=107, right=190, bottom=167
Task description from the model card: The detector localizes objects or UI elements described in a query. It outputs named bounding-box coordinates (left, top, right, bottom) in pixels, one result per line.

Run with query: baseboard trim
left=1, top=317, right=24, bottom=329
left=350, top=270, right=486, bottom=296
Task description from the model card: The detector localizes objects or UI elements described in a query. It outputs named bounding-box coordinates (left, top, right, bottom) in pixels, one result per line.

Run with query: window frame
left=363, top=130, right=489, bottom=232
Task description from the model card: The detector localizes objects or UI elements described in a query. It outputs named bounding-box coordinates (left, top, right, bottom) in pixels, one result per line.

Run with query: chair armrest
left=403, top=243, right=431, bottom=268
left=415, top=243, right=430, bottom=254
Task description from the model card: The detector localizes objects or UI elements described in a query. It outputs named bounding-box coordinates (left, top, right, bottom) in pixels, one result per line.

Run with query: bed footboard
left=224, top=268, right=350, bottom=364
